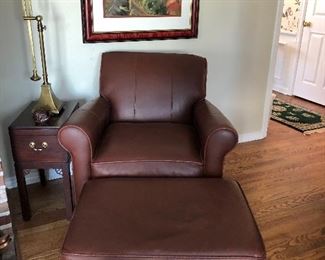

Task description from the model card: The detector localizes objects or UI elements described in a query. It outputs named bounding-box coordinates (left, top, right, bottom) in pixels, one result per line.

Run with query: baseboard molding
left=5, top=170, right=62, bottom=189
left=273, top=85, right=292, bottom=96
left=238, top=131, right=266, bottom=143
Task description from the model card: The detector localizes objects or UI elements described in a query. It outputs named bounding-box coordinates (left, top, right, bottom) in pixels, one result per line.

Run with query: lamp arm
left=21, top=0, right=41, bottom=81
left=23, top=15, right=49, bottom=85
left=36, top=16, right=49, bottom=85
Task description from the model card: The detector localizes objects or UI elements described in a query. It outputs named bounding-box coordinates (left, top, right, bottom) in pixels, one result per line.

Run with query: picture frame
left=81, top=0, right=200, bottom=43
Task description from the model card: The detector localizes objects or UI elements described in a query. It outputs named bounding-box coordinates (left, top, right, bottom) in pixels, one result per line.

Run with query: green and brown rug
left=271, top=98, right=325, bottom=134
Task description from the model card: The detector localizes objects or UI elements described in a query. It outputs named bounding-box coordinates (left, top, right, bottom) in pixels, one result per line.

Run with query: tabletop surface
left=9, top=101, right=79, bottom=130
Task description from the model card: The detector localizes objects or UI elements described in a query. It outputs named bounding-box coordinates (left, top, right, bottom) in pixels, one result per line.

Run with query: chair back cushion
left=100, top=52, right=207, bottom=123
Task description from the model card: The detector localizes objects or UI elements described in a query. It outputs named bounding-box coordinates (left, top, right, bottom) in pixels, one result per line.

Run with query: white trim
left=291, top=0, right=310, bottom=96
left=238, top=131, right=266, bottom=143
left=274, top=0, right=308, bottom=96
left=287, top=0, right=309, bottom=95
left=5, top=170, right=62, bottom=189
left=0, top=211, right=10, bottom=218
left=0, top=223, right=12, bottom=230
left=273, top=83, right=292, bottom=95
left=262, top=0, right=284, bottom=138
left=0, top=186, right=7, bottom=204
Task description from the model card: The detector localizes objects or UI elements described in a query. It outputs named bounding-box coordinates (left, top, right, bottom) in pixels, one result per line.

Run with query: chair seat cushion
left=61, top=178, right=266, bottom=259
left=91, top=123, right=203, bottom=177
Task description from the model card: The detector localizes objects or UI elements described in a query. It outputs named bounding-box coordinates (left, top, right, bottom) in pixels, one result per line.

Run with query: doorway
left=273, top=0, right=325, bottom=106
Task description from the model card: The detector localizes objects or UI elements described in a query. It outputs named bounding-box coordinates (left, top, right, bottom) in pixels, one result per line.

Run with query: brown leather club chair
left=58, top=52, right=266, bottom=260
left=58, top=52, right=238, bottom=203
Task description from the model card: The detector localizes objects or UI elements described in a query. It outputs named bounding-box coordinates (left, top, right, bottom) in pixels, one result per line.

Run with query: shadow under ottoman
left=61, top=178, right=266, bottom=260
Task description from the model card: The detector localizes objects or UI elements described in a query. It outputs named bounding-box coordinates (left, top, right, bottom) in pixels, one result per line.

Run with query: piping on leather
left=203, top=127, right=238, bottom=174
left=92, top=159, right=203, bottom=165
left=58, top=125, right=95, bottom=160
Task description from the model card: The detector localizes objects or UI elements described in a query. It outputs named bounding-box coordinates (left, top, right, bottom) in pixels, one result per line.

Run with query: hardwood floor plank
left=16, top=220, right=68, bottom=260
left=224, top=93, right=325, bottom=259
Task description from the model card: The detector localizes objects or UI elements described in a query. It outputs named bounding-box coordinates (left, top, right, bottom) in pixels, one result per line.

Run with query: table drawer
left=11, top=135, right=68, bottom=162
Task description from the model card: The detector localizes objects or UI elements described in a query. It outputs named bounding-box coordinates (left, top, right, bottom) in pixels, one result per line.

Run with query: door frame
left=275, top=0, right=309, bottom=96
left=261, top=0, right=283, bottom=138
left=262, top=0, right=314, bottom=138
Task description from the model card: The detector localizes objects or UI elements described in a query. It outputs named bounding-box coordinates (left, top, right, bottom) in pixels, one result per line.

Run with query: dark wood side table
left=8, top=101, right=79, bottom=221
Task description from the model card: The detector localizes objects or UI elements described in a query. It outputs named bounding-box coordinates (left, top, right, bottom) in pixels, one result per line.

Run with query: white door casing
left=294, top=0, right=325, bottom=105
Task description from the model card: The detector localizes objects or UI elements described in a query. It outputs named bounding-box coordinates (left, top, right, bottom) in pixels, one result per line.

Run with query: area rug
left=271, top=98, right=325, bottom=134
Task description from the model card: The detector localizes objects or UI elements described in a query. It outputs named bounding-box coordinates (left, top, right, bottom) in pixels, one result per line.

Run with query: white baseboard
left=5, top=169, right=62, bottom=189
left=273, top=85, right=292, bottom=96
left=238, top=131, right=266, bottom=143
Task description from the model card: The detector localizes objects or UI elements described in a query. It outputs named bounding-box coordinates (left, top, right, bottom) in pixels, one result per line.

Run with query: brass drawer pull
left=29, top=141, right=48, bottom=152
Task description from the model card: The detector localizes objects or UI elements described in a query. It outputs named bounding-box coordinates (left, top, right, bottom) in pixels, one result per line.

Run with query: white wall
left=0, top=0, right=279, bottom=185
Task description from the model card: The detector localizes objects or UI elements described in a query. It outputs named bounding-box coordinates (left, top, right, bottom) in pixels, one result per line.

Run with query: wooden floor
left=8, top=93, right=325, bottom=259
left=7, top=178, right=68, bottom=259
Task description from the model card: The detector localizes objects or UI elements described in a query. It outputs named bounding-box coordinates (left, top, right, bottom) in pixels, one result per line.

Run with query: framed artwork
left=281, top=0, right=301, bottom=34
left=81, top=0, right=199, bottom=43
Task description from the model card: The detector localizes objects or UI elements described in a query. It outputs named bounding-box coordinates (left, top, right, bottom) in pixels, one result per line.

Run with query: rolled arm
left=194, top=100, right=238, bottom=177
left=58, top=97, right=110, bottom=201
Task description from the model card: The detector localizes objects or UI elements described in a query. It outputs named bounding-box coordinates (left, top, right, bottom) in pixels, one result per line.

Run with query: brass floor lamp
left=22, top=0, right=62, bottom=115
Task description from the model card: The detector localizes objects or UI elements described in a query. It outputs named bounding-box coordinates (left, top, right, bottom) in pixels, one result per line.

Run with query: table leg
left=15, top=164, right=31, bottom=221
left=61, top=164, right=73, bottom=219
left=39, top=169, right=47, bottom=186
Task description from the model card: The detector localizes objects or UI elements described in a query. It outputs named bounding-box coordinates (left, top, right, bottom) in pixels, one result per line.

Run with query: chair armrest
left=194, top=100, right=238, bottom=177
left=58, top=97, right=110, bottom=201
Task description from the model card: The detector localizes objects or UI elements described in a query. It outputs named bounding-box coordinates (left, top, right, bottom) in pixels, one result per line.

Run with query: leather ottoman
left=61, top=178, right=266, bottom=259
